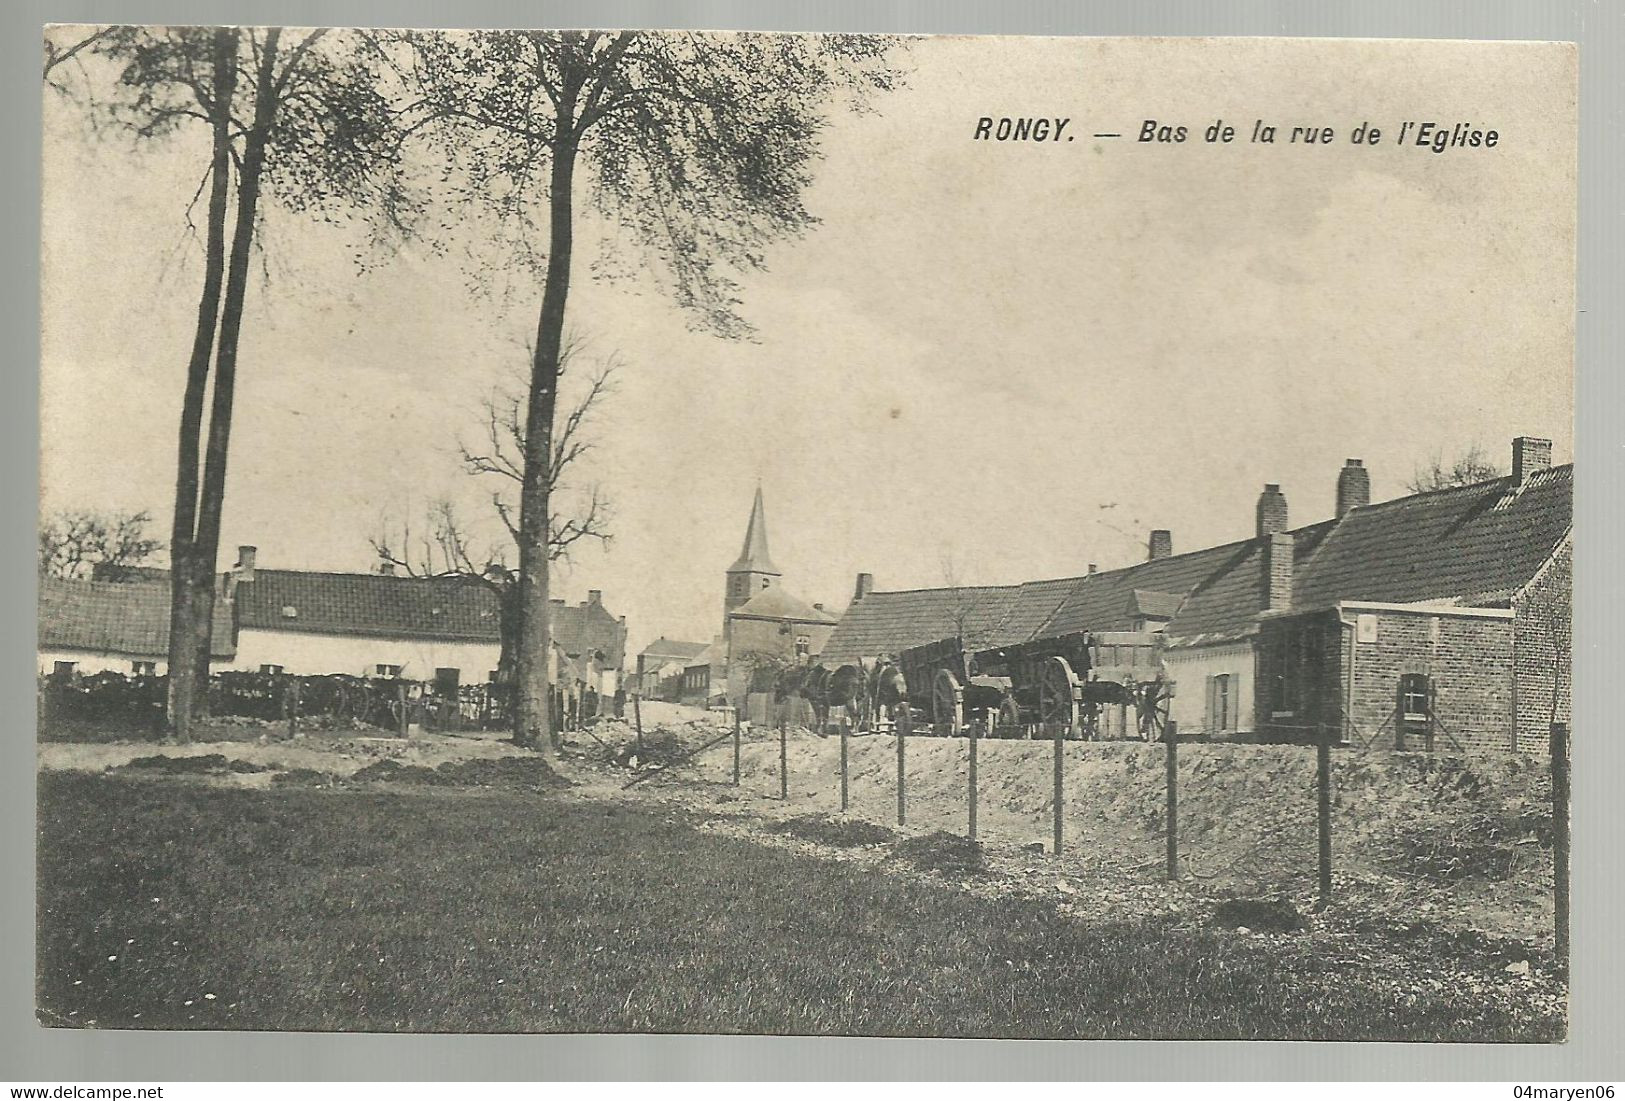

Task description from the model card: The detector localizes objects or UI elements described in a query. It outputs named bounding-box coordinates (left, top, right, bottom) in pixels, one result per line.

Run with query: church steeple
left=725, top=486, right=780, bottom=614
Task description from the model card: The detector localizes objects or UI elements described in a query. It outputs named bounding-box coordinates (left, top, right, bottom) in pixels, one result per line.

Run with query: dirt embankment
left=669, top=729, right=1553, bottom=940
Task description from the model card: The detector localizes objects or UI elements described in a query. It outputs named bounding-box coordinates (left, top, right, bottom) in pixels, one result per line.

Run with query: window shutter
left=1205, top=674, right=1216, bottom=734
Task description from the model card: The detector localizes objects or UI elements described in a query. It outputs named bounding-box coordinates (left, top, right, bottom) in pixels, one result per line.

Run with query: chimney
left=378, top=561, right=395, bottom=576
left=550, top=598, right=566, bottom=608
left=1256, top=484, right=1288, bottom=537
left=1513, top=437, right=1553, bottom=485
left=587, top=589, right=602, bottom=606
left=233, top=545, right=257, bottom=584
left=853, top=572, right=875, bottom=602
left=1336, top=459, right=1370, bottom=518
left=813, top=602, right=825, bottom=611
left=483, top=563, right=507, bottom=581
left=1148, top=530, right=1172, bottom=560
left=1087, top=563, right=1097, bottom=575
left=1263, top=531, right=1294, bottom=611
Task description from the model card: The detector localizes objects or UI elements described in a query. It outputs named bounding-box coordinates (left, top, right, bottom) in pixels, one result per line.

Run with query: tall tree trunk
left=514, top=119, right=581, bottom=752
left=165, top=28, right=237, bottom=740
left=192, top=28, right=282, bottom=707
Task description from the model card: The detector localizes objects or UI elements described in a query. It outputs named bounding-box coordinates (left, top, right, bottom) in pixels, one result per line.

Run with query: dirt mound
left=117, top=754, right=272, bottom=775
left=270, top=767, right=338, bottom=787
left=889, top=832, right=988, bottom=878
left=766, top=814, right=896, bottom=848
left=349, top=755, right=566, bottom=790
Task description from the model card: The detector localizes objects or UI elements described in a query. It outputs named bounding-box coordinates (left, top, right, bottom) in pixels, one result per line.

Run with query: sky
left=39, top=34, right=1575, bottom=655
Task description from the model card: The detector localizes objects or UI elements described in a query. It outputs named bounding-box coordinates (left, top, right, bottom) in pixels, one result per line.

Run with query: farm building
left=226, top=547, right=629, bottom=697
left=820, top=437, right=1571, bottom=752
left=37, top=576, right=236, bottom=676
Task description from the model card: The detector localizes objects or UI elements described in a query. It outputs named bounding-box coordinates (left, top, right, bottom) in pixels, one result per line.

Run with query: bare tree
left=370, top=344, right=617, bottom=717
left=398, top=30, right=905, bottom=752
left=48, top=27, right=419, bottom=738
left=1406, top=443, right=1505, bottom=494
left=38, top=509, right=163, bottom=580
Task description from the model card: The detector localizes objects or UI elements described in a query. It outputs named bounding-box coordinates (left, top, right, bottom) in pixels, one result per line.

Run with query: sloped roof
left=729, top=585, right=837, bottom=625
left=819, top=464, right=1573, bottom=664
left=728, top=486, right=780, bottom=576
left=1162, top=521, right=1336, bottom=646
left=1290, top=466, right=1572, bottom=610
left=638, top=637, right=709, bottom=664
left=236, top=570, right=627, bottom=667
left=39, top=577, right=236, bottom=659
left=1039, top=542, right=1246, bottom=637
left=237, top=570, right=503, bottom=643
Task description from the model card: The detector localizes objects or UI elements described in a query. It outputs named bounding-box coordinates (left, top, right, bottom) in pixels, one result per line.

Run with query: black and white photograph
left=35, top=27, right=1574, bottom=1042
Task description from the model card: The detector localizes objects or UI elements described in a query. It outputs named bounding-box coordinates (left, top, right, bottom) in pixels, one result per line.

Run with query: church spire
left=729, top=485, right=780, bottom=576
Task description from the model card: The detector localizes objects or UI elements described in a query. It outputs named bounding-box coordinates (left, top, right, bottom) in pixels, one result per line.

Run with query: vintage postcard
left=38, top=29, right=1574, bottom=1040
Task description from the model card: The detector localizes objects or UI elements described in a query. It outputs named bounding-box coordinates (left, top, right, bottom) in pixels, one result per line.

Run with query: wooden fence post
left=287, top=679, right=300, bottom=739
left=1053, top=726, right=1064, bottom=856
left=968, top=719, right=979, bottom=840
left=897, top=715, right=908, bottom=827
left=840, top=719, right=849, bottom=812
left=779, top=718, right=788, bottom=801
left=1317, top=724, right=1333, bottom=905
left=633, top=690, right=644, bottom=753
left=732, top=707, right=742, bottom=787
left=1165, top=730, right=1179, bottom=880
left=1552, top=722, right=1570, bottom=964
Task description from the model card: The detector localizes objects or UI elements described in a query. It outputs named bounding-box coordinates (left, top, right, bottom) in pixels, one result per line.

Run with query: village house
left=226, top=547, right=629, bottom=697
left=819, top=437, right=1571, bottom=752
left=635, top=637, right=710, bottom=700
left=37, top=575, right=236, bottom=676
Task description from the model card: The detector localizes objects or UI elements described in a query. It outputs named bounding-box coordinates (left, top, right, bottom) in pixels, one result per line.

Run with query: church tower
left=725, top=486, right=781, bottom=618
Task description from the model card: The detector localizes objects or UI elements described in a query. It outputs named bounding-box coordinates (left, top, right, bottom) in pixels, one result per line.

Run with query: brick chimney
left=378, top=561, right=395, bottom=576
left=234, top=545, right=256, bottom=583
left=1256, top=484, right=1288, bottom=537
left=1513, top=437, right=1553, bottom=485
left=1335, top=459, right=1370, bottom=518
left=1263, top=531, right=1294, bottom=610
left=1148, top=530, right=1172, bottom=560
left=852, top=572, right=875, bottom=602
left=1087, top=563, right=1097, bottom=575
left=586, top=589, right=602, bottom=606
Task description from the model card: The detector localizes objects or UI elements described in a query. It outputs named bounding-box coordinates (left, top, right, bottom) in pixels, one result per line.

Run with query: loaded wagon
left=881, top=630, right=1174, bottom=741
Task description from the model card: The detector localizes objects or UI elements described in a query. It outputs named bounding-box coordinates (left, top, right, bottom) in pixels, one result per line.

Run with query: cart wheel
left=1039, top=656, right=1081, bottom=739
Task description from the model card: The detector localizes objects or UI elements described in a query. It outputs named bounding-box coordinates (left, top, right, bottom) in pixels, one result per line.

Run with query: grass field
left=36, top=770, right=1565, bottom=1039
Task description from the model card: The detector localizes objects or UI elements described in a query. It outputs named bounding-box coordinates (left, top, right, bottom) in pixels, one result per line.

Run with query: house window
left=375, top=664, right=403, bottom=678
left=52, top=661, right=76, bottom=677
left=1399, top=673, right=1431, bottom=719
left=260, top=664, right=284, bottom=676
left=132, top=661, right=157, bottom=677
left=1208, top=673, right=1232, bottom=734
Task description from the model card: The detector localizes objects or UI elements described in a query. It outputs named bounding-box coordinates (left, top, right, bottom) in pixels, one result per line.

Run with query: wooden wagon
left=887, top=630, right=1174, bottom=741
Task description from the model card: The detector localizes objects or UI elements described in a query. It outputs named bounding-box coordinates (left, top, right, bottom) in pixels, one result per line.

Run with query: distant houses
left=38, top=545, right=630, bottom=703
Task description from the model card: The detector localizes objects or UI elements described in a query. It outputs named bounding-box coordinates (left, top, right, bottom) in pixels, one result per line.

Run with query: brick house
left=1251, top=441, right=1570, bottom=752
left=635, top=637, right=710, bottom=700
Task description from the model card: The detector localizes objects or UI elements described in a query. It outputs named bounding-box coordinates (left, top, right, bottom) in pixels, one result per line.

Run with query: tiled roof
left=237, top=570, right=503, bottom=642
left=236, top=570, right=627, bottom=667
left=1160, top=522, right=1337, bottom=646
left=38, top=577, right=236, bottom=659
left=729, top=585, right=837, bottom=625
left=638, top=638, right=709, bottom=664
left=1290, top=466, right=1572, bottom=610
left=819, top=465, right=1573, bottom=663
